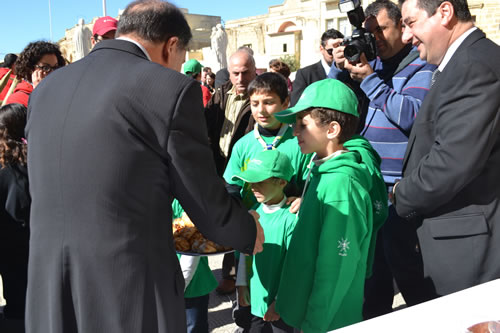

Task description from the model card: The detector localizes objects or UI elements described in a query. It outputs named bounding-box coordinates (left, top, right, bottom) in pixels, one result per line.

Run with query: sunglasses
left=326, top=48, right=334, bottom=56
left=35, top=64, right=59, bottom=73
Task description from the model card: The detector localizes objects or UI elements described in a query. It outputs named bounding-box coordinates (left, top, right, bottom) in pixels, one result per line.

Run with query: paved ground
left=208, top=255, right=238, bottom=333
left=207, top=254, right=407, bottom=333
left=0, top=255, right=406, bottom=333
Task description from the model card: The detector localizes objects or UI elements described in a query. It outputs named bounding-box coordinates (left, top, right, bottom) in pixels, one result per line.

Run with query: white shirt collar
left=438, top=27, right=477, bottom=72
left=262, top=195, right=287, bottom=214
left=116, top=36, right=152, bottom=61
left=313, top=149, right=348, bottom=166
left=320, top=57, right=331, bottom=76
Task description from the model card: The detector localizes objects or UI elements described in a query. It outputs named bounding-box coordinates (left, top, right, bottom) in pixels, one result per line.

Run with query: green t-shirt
left=248, top=200, right=297, bottom=318
left=172, top=199, right=217, bottom=298
left=223, top=125, right=312, bottom=209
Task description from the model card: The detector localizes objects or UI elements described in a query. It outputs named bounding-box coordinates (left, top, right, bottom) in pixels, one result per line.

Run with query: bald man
left=205, top=48, right=257, bottom=295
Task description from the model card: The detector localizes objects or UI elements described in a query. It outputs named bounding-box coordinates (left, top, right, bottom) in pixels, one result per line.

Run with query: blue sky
left=0, top=0, right=282, bottom=57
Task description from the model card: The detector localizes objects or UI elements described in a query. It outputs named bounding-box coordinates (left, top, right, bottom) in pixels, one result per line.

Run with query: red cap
left=92, top=16, right=118, bottom=36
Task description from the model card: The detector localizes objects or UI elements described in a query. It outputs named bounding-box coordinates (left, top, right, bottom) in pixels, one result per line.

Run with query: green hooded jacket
left=275, top=150, right=375, bottom=332
left=344, top=135, right=388, bottom=277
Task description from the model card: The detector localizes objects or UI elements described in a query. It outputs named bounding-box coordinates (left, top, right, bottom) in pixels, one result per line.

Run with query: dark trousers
left=222, top=252, right=236, bottom=280
left=363, top=204, right=437, bottom=319
left=248, top=314, right=295, bottom=333
left=185, top=294, right=210, bottom=333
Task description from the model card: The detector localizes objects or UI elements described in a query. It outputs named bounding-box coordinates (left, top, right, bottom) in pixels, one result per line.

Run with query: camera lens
left=344, top=44, right=362, bottom=62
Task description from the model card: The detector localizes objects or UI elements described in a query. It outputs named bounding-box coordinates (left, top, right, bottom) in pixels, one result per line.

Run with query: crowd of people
left=0, top=0, right=499, bottom=332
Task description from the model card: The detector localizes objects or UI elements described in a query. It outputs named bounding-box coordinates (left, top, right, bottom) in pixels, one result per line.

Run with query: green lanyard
left=253, top=123, right=289, bottom=150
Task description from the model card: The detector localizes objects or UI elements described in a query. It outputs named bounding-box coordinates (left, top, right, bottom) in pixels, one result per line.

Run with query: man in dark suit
left=290, top=28, right=344, bottom=106
left=24, top=1, right=264, bottom=332
left=394, top=0, right=500, bottom=296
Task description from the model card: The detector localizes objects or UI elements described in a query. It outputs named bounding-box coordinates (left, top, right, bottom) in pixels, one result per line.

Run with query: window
left=326, top=19, right=335, bottom=30
left=283, top=44, right=287, bottom=53
left=338, top=17, right=351, bottom=36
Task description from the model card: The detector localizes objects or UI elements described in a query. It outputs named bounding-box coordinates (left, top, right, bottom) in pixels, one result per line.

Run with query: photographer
left=329, top=0, right=437, bottom=319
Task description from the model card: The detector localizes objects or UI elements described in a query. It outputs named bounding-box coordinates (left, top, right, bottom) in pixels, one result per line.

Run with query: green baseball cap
left=183, top=59, right=203, bottom=75
left=275, top=79, right=358, bottom=123
left=231, top=150, right=294, bottom=183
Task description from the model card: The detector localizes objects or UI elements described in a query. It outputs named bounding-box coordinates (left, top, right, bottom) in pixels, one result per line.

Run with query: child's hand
left=287, top=197, right=302, bottom=214
left=237, top=286, right=250, bottom=307
left=263, top=301, right=280, bottom=322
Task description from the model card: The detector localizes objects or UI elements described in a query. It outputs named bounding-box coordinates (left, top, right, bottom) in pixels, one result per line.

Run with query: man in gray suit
left=394, top=0, right=500, bottom=296
left=25, top=1, right=264, bottom=332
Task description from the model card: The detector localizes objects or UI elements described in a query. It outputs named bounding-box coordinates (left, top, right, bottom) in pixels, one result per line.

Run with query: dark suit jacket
left=395, top=29, right=500, bottom=295
left=25, top=40, right=257, bottom=333
left=290, top=60, right=327, bottom=106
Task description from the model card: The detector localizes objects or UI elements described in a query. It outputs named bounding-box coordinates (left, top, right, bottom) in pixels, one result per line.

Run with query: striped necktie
left=431, top=69, right=441, bottom=87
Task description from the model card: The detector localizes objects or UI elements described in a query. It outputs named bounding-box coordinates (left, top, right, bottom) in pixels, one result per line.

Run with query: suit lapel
left=315, top=61, right=327, bottom=81
left=402, top=28, right=485, bottom=173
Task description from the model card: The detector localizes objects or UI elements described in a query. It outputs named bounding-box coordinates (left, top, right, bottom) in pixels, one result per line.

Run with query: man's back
left=26, top=39, right=195, bottom=333
left=26, top=40, right=257, bottom=333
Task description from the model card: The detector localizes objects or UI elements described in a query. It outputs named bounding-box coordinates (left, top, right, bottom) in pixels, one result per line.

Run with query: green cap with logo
left=231, top=150, right=294, bottom=183
left=183, top=59, right=203, bottom=75
left=274, top=78, right=358, bottom=123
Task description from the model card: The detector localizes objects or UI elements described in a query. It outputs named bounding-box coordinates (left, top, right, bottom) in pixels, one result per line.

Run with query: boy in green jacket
left=232, top=149, right=297, bottom=333
left=274, top=79, right=385, bottom=332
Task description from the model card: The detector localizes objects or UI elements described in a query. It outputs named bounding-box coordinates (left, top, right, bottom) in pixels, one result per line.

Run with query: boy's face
left=293, top=112, right=330, bottom=158
left=250, top=178, right=286, bottom=205
left=250, top=91, right=289, bottom=130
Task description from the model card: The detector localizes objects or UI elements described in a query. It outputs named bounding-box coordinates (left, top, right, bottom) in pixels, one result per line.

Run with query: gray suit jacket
left=395, top=29, right=500, bottom=295
left=25, top=40, right=256, bottom=333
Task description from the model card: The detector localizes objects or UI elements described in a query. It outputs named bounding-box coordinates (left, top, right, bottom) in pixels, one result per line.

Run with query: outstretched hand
left=249, top=210, right=264, bottom=255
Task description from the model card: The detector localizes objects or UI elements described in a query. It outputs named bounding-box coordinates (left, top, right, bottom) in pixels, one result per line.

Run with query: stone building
left=225, top=0, right=500, bottom=71
left=58, top=9, right=220, bottom=63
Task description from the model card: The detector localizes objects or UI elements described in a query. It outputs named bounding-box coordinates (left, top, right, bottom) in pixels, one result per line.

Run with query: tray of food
left=173, top=213, right=233, bottom=256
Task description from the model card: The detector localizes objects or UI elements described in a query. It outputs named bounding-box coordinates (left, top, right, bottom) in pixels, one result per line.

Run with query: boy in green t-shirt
left=172, top=200, right=217, bottom=333
left=223, top=72, right=312, bottom=209
left=232, top=149, right=297, bottom=333
left=273, top=79, right=387, bottom=332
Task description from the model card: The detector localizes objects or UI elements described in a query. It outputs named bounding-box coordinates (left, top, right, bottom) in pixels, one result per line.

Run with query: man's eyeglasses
left=35, top=64, right=59, bottom=73
left=326, top=48, right=334, bottom=56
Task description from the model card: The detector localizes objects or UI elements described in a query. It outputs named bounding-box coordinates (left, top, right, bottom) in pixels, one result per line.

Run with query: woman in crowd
left=269, top=59, right=293, bottom=93
left=0, top=54, right=18, bottom=105
left=0, top=103, right=30, bottom=322
left=6, top=41, right=65, bottom=107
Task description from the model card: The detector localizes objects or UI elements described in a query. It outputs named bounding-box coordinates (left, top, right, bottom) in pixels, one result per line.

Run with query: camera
left=338, top=0, right=377, bottom=63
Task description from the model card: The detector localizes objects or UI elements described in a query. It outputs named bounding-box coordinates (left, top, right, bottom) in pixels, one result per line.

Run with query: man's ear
left=162, top=36, right=180, bottom=64
left=438, top=1, right=455, bottom=27
left=281, top=96, right=290, bottom=109
left=326, top=121, right=341, bottom=140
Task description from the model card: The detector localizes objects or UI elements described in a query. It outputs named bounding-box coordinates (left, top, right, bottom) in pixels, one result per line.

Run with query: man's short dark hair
left=248, top=72, right=289, bottom=104
left=398, top=0, right=472, bottom=22
left=116, top=0, right=192, bottom=48
left=202, top=67, right=211, bottom=73
left=321, top=29, right=344, bottom=47
left=366, top=0, right=402, bottom=24
left=307, top=107, right=359, bottom=143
